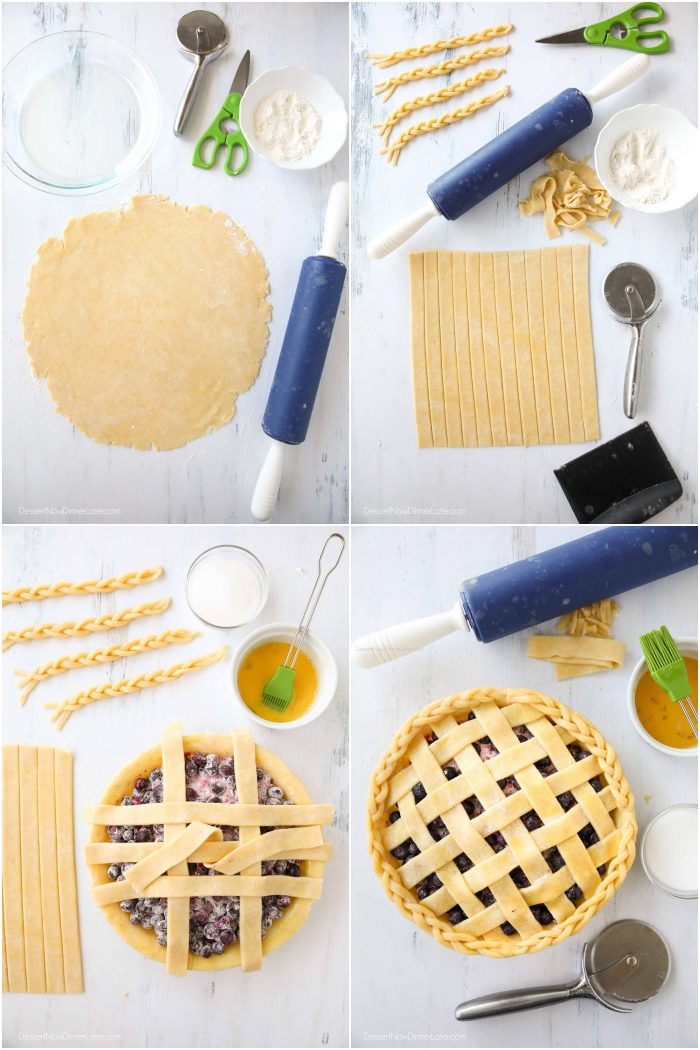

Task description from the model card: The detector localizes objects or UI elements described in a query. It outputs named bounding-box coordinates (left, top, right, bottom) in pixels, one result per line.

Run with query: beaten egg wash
left=238, top=642, right=318, bottom=723
left=635, top=656, right=698, bottom=749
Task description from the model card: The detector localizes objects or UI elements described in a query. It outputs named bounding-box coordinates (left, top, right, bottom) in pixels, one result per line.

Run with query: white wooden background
left=2, top=524, right=349, bottom=1048
left=351, top=525, right=698, bottom=1047
left=2, top=2, right=349, bottom=525
left=351, top=2, right=698, bottom=524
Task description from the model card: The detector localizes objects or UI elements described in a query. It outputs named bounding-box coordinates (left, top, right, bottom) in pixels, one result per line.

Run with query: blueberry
left=501, top=921, right=517, bottom=936
left=211, top=781, right=225, bottom=795
left=521, top=810, right=544, bottom=831
left=412, top=782, right=427, bottom=802
left=149, top=768, right=163, bottom=783
left=256, top=767, right=264, bottom=781
left=204, top=923, right=218, bottom=940
left=190, top=754, right=205, bottom=769
left=220, top=928, right=234, bottom=945
left=287, top=863, right=300, bottom=877
left=135, top=828, right=150, bottom=843
left=204, top=754, right=219, bottom=771
left=219, top=759, right=234, bottom=777
left=120, top=796, right=133, bottom=806
left=200, top=945, right=212, bottom=958
left=388, top=811, right=401, bottom=824
left=209, top=796, right=222, bottom=804
left=448, top=906, right=466, bottom=925
left=156, top=933, right=167, bottom=947
left=186, top=787, right=198, bottom=802
left=107, top=864, right=121, bottom=880
left=151, top=786, right=163, bottom=803
left=268, top=785, right=284, bottom=800
left=122, top=828, right=133, bottom=842
left=274, top=860, right=288, bottom=874
left=530, top=904, right=554, bottom=926
left=443, top=765, right=458, bottom=780
left=184, top=759, right=197, bottom=779
left=134, top=778, right=148, bottom=792
left=277, top=896, right=290, bottom=908
left=120, top=900, right=133, bottom=912
left=129, top=913, right=141, bottom=925
left=476, top=888, right=495, bottom=908
left=211, top=943, right=225, bottom=955
left=565, top=884, right=583, bottom=903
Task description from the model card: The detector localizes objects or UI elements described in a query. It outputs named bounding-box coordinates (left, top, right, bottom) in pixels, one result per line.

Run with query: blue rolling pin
left=251, top=181, right=349, bottom=521
left=368, top=53, right=650, bottom=259
left=352, top=526, right=698, bottom=667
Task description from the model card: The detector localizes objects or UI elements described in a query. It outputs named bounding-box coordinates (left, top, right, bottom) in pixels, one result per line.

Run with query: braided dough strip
left=375, top=68, right=505, bottom=146
left=368, top=24, right=513, bottom=68
left=3, top=566, right=163, bottom=606
left=367, top=688, right=636, bottom=958
left=85, top=840, right=333, bottom=865
left=2, top=598, right=171, bottom=652
left=374, top=45, right=510, bottom=102
left=15, top=628, right=200, bottom=706
left=92, top=874, right=324, bottom=907
left=45, top=646, right=227, bottom=730
left=85, top=801, right=334, bottom=826
left=383, top=86, right=509, bottom=165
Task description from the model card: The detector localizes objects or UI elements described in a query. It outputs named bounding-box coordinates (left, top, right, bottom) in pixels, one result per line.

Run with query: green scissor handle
left=585, top=3, right=670, bottom=53
left=192, top=92, right=249, bottom=176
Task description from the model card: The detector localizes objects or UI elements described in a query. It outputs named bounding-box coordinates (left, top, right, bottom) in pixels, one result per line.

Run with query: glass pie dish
left=3, top=30, right=161, bottom=195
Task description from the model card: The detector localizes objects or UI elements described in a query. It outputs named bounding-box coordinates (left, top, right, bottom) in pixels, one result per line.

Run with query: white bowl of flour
left=595, top=104, right=699, bottom=214
left=240, top=66, right=347, bottom=170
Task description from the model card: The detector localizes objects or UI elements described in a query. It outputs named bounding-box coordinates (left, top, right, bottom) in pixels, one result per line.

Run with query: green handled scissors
left=537, top=3, right=670, bottom=54
left=192, top=49, right=250, bottom=175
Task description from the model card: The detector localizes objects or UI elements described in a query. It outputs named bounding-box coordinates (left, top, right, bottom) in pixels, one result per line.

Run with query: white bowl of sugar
left=186, top=545, right=269, bottom=629
left=595, top=103, right=699, bottom=214
left=240, top=66, right=347, bottom=170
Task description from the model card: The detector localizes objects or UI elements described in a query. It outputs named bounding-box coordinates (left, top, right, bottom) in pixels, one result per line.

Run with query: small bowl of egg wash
left=627, top=637, right=697, bottom=757
left=186, top=545, right=269, bottom=629
left=232, top=622, right=337, bottom=729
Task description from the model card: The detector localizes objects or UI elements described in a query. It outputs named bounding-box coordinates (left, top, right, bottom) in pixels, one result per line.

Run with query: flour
left=608, top=128, right=676, bottom=205
left=254, top=89, right=322, bottom=162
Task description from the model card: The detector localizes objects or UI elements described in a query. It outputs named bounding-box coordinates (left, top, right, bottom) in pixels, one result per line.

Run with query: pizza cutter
left=174, top=10, right=228, bottom=136
left=603, top=262, right=660, bottom=419
left=456, top=920, right=671, bottom=1020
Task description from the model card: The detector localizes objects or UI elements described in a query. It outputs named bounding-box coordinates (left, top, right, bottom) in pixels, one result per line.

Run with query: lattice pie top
left=368, top=689, right=636, bottom=957
left=85, top=723, right=333, bottom=974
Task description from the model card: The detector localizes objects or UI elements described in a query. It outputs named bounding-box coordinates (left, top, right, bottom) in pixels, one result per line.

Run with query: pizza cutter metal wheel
left=455, top=920, right=670, bottom=1021
left=174, top=10, right=228, bottom=136
left=603, top=262, right=660, bottom=420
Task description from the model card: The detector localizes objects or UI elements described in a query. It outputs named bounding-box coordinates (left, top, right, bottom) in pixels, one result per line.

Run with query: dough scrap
left=520, top=150, right=620, bottom=245
left=23, top=196, right=271, bottom=451
left=409, top=246, right=600, bottom=448
left=528, top=599, right=625, bottom=680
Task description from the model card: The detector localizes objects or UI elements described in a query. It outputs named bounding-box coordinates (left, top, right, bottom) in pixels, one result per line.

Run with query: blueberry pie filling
left=370, top=690, right=637, bottom=957
left=106, top=752, right=302, bottom=958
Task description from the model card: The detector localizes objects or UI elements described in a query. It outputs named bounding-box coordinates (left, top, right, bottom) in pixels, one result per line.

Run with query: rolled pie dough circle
left=22, top=195, right=271, bottom=451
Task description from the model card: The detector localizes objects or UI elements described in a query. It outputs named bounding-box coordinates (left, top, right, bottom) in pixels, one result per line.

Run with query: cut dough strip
left=408, top=247, right=600, bottom=448
left=2, top=566, right=163, bottom=606
left=45, top=646, right=227, bottom=730
left=85, top=800, right=334, bottom=827
left=84, top=840, right=333, bottom=865
left=368, top=25, right=513, bottom=67
left=15, top=627, right=200, bottom=705
left=383, top=86, right=509, bottom=165
left=374, top=45, right=510, bottom=101
left=527, top=635, right=627, bottom=680
left=2, top=598, right=171, bottom=651
left=2, top=746, right=83, bottom=994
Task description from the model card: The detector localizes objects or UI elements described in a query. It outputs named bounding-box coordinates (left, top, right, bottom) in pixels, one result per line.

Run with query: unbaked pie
left=368, top=688, right=636, bottom=957
left=85, top=723, right=333, bottom=974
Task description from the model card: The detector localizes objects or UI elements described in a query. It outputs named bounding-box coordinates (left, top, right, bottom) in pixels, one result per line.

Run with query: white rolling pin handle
left=367, top=201, right=441, bottom=260
left=251, top=440, right=287, bottom=522
left=584, top=53, right=651, bottom=105
left=319, top=181, right=350, bottom=261
left=352, top=603, right=469, bottom=668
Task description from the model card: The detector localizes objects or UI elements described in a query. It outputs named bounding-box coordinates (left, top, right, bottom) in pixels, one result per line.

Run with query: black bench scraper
left=554, top=422, right=682, bottom=524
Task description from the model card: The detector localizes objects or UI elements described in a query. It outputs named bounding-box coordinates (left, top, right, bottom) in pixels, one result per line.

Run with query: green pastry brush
left=262, top=533, right=345, bottom=712
left=639, top=626, right=697, bottom=740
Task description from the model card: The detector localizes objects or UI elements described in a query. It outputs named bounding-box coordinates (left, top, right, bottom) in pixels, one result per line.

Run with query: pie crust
left=368, top=688, right=636, bottom=957
left=85, top=724, right=333, bottom=973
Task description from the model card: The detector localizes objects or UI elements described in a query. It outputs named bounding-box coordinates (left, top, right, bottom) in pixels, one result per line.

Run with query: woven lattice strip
left=368, top=24, right=513, bottom=68
left=374, top=68, right=505, bottom=146
left=14, top=628, right=200, bottom=705
left=2, top=598, right=171, bottom=651
left=368, top=688, right=636, bottom=958
left=382, top=86, right=509, bottom=165
left=2, top=566, right=163, bottom=606
left=374, top=45, right=510, bottom=101
left=45, top=646, right=227, bottom=730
